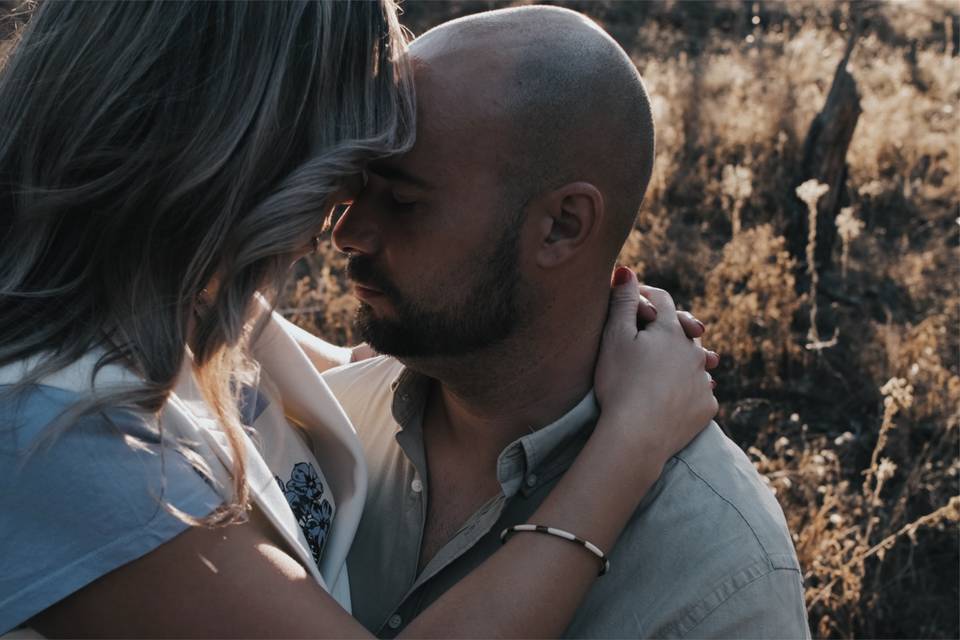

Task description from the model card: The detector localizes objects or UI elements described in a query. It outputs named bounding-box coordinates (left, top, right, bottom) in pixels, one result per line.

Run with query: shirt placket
left=378, top=383, right=431, bottom=635
left=379, top=491, right=511, bottom=637
left=377, top=444, right=530, bottom=637
left=375, top=375, right=599, bottom=636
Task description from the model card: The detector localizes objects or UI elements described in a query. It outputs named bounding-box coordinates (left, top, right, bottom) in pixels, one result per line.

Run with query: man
left=323, top=6, right=809, bottom=638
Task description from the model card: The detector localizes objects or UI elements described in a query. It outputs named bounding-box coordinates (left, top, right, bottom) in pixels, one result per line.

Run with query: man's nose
left=331, top=197, right=380, bottom=256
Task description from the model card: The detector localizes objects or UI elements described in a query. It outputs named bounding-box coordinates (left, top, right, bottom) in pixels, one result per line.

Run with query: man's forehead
left=411, top=49, right=509, bottom=119
left=390, top=53, right=512, bottom=178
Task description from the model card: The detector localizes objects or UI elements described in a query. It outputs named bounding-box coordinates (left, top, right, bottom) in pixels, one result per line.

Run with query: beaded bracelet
left=499, top=524, right=610, bottom=577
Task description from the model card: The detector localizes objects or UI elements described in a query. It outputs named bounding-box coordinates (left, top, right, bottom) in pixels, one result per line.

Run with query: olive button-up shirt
left=323, top=357, right=810, bottom=638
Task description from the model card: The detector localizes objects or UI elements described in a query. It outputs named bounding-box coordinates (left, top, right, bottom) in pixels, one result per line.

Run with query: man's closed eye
left=390, top=193, right=418, bottom=210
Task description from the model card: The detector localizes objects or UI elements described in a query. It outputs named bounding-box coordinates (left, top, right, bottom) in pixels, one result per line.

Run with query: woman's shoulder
left=0, top=358, right=223, bottom=634
left=0, top=357, right=223, bottom=532
left=0, top=349, right=142, bottom=395
left=0, top=350, right=148, bottom=450
left=1, top=381, right=101, bottom=450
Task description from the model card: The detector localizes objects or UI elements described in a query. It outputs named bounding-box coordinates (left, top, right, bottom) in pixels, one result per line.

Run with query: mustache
left=346, top=255, right=400, bottom=298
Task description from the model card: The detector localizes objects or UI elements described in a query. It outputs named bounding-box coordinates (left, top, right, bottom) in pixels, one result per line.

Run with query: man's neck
left=400, top=297, right=607, bottom=458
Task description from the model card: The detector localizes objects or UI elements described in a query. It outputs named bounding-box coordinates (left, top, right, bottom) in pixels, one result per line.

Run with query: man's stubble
left=349, top=210, right=528, bottom=359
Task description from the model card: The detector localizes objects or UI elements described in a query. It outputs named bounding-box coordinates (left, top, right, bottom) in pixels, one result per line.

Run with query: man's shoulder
left=576, top=423, right=806, bottom=638
left=659, top=422, right=797, bottom=565
left=633, top=422, right=799, bottom=570
left=612, top=422, right=802, bottom=615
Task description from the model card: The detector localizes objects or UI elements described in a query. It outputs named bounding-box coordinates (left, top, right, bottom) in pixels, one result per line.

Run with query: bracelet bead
left=499, top=524, right=610, bottom=577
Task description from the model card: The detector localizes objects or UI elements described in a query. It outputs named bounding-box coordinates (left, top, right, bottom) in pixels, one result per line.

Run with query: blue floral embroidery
left=275, top=462, right=333, bottom=567
left=286, top=461, right=325, bottom=501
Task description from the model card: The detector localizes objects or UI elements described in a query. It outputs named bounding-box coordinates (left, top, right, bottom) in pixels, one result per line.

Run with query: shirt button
left=388, top=614, right=403, bottom=629
left=526, top=474, right=538, bottom=487
left=411, top=478, right=423, bottom=493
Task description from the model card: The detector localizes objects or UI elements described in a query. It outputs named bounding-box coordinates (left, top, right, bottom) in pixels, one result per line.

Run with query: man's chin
left=354, top=305, right=423, bottom=358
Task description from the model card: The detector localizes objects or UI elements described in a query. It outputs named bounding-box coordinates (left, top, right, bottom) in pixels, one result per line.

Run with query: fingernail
left=613, top=266, right=633, bottom=286
left=645, top=300, right=658, bottom=316
left=695, top=319, right=706, bottom=332
left=710, top=379, right=718, bottom=390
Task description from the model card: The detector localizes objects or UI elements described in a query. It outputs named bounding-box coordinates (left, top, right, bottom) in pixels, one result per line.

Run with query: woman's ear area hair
left=532, top=181, right=604, bottom=269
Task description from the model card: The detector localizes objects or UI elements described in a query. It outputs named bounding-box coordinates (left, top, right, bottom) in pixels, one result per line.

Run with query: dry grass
left=282, top=2, right=959, bottom=637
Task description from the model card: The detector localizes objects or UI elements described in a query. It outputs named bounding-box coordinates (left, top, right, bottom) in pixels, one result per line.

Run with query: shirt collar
left=390, top=367, right=430, bottom=428
left=389, top=366, right=600, bottom=499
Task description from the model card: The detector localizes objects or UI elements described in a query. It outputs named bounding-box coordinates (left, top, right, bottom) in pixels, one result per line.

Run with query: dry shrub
left=892, top=314, right=960, bottom=428
left=692, top=225, right=803, bottom=385
left=751, top=377, right=959, bottom=638
left=278, top=239, right=356, bottom=347
left=639, top=52, right=693, bottom=207
left=617, top=209, right=672, bottom=282
left=847, top=32, right=959, bottom=201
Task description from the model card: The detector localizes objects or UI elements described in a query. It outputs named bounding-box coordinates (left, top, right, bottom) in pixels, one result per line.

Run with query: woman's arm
left=32, top=271, right=716, bottom=638
left=32, top=425, right=667, bottom=639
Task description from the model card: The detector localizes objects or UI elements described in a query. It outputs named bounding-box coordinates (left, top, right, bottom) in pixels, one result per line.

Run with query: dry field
left=281, top=2, right=960, bottom=638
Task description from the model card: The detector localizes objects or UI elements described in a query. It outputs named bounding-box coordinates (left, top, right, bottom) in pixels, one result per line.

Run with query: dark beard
left=348, top=222, right=523, bottom=358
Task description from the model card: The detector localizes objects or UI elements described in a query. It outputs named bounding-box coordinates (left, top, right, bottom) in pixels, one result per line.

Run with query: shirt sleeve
left=679, top=568, right=811, bottom=639
left=0, top=385, right=224, bottom=634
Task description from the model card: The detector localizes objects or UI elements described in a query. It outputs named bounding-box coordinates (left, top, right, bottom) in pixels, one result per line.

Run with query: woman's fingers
left=639, top=304, right=705, bottom=339
left=607, top=267, right=641, bottom=336
left=609, top=267, right=658, bottom=327
left=692, top=336, right=720, bottom=371
left=636, top=294, right=658, bottom=325
left=595, top=271, right=721, bottom=458
left=705, top=350, right=720, bottom=370
left=637, top=285, right=680, bottom=330
left=677, top=311, right=705, bottom=339
left=608, top=272, right=721, bottom=370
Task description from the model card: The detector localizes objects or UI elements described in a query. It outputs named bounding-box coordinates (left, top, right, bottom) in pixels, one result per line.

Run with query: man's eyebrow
left=366, top=161, right=432, bottom=189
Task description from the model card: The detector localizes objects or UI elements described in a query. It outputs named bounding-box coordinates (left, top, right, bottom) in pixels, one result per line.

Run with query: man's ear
left=532, top=182, right=603, bottom=268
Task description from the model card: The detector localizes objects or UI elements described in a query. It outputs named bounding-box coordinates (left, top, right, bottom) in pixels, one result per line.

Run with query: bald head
left=411, top=6, right=655, bottom=257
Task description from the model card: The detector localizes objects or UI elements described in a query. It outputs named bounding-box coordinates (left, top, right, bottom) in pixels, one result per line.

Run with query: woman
left=0, top=1, right=718, bottom=637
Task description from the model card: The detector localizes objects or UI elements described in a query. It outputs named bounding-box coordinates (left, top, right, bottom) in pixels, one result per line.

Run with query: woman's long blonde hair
left=0, top=1, right=414, bottom=524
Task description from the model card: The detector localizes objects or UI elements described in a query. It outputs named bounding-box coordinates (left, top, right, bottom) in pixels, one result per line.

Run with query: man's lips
left=353, top=282, right=386, bottom=301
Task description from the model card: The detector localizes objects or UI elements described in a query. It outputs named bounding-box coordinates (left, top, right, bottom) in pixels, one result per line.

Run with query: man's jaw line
left=344, top=246, right=612, bottom=441
left=396, top=303, right=607, bottom=444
